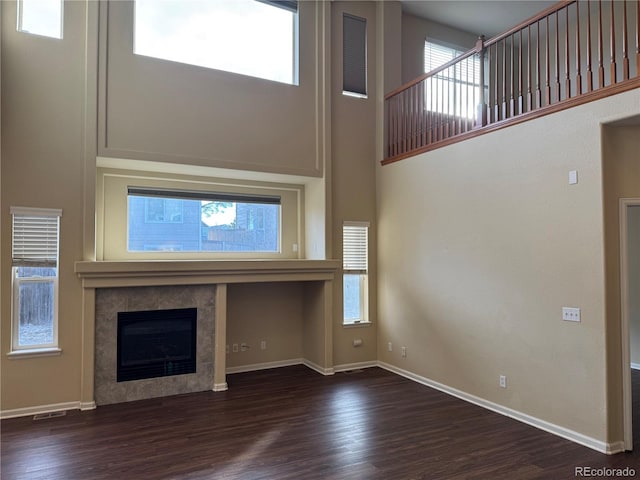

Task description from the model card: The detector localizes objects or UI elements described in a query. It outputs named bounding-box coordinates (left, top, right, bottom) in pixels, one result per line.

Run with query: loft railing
left=384, top=0, right=640, bottom=164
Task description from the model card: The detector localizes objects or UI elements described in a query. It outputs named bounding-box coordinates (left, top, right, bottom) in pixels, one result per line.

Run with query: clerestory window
left=134, top=0, right=299, bottom=85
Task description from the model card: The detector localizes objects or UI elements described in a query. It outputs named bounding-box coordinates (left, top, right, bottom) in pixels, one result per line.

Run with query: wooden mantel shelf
left=75, top=259, right=341, bottom=288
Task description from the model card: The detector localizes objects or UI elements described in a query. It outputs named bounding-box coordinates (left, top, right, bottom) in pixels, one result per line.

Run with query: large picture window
left=127, top=188, right=280, bottom=253
left=134, top=0, right=299, bottom=85
left=11, top=207, right=61, bottom=352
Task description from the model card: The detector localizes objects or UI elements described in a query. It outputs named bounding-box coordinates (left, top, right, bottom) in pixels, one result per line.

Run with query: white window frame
left=17, top=0, right=64, bottom=39
left=343, top=221, right=369, bottom=325
left=10, top=207, right=62, bottom=353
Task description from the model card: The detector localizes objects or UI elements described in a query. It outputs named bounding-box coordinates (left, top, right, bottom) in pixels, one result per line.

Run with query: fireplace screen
left=117, top=308, right=197, bottom=382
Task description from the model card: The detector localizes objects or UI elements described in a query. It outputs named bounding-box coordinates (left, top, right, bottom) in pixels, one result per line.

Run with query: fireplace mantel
left=74, top=259, right=339, bottom=410
left=75, top=259, right=340, bottom=287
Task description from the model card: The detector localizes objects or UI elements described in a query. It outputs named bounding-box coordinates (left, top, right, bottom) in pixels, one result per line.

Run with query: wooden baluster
left=437, top=75, right=442, bottom=141
left=458, top=62, right=463, bottom=134
left=510, top=34, right=515, bottom=117
left=622, top=0, right=629, bottom=80
left=611, top=0, right=617, bottom=84
left=487, top=45, right=493, bottom=123
left=576, top=1, right=583, bottom=95
left=565, top=5, right=571, bottom=99
left=546, top=15, right=552, bottom=105
left=429, top=77, right=434, bottom=144
left=419, top=81, right=424, bottom=147
left=402, top=92, right=407, bottom=153
left=502, top=39, right=507, bottom=119
left=518, top=29, right=524, bottom=114
left=476, top=36, right=487, bottom=127
left=598, top=0, right=605, bottom=87
left=387, top=99, right=392, bottom=157
left=555, top=11, right=561, bottom=102
left=586, top=0, right=594, bottom=91
left=495, top=43, right=500, bottom=121
left=537, top=20, right=542, bottom=108
left=413, top=85, right=418, bottom=148
left=528, top=24, right=533, bottom=111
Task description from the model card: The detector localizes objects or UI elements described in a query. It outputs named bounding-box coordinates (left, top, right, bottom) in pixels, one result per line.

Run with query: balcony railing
left=384, top=0, right=640, bottom=164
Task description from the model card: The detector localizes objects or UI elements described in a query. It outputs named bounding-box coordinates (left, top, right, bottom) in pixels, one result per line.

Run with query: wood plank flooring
left=2, top=366, right=640, bottom=479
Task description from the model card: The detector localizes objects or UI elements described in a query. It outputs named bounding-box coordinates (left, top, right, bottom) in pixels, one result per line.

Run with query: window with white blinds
left=11, top=207, right=62, bottom=267
left=10, top=206, right=61, bottom=352
left=343, top=223, right=368, bottom=274
left=424, top=40, right=465, bottom=73
left=343, top=222, right=369, bottom=324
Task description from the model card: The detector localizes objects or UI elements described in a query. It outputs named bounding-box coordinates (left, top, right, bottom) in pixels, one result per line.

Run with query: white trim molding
left=303, top=359, right=335, bottom=376
left=213, top=383, right=229, bottom=392
left=333, top=361, right=378, bottom=372
left=226, top=358, right=304, bottom=375
left=1, top=401, right=82, bottom=420
left=631, top=363, right=640, bottom=371
left=377, top=362, right=624, bottom=455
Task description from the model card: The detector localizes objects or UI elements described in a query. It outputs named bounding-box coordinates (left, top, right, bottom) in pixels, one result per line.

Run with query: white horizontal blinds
left=343, top=14, right=367, bottom=96
left=11, top=207, right=62, bottom=268
left=343, top=223, right=368, bottom=274
left=424, top=40, right=462, bottom=73
left=128, top=187, right=281, bottom=205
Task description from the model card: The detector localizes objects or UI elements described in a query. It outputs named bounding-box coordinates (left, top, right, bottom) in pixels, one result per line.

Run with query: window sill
left=7, top=347, right=62, bottom=359
left=342, top=321, right=372, bottom=329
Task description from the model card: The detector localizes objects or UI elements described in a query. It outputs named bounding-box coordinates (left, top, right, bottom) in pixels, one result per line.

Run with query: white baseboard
left=80, top=401, right=96, bottom=411
left=333, top=361, right=378, bottom=372
left=302, top=359, right=335, bottom=376
left=631, top=362, right=640, bottom=370
left=1, top=401, right=82, bottom=420
left=226, top=358, right=304, bottom=375
left=213, top=383, right=228, bottom=392
left=377, top=361, right=624, bottom=455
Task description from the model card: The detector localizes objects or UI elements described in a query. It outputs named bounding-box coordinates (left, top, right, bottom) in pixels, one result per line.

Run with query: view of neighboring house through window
left=343, top=222, right=369, bottom=325
left=11, top=207, right=61, bottom=351
left=424, top=39, right=480, bottom=119
left=127, top=188, right=280, bottom=253
left=16, top=0, right=63, bottom=39
left=134, top=0, right=299, bottom=85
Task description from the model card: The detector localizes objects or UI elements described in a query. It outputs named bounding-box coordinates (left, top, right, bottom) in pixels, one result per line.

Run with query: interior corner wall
left=401, top=13, right=478, bottom=84
left=377, top=89, right=640, bottom=445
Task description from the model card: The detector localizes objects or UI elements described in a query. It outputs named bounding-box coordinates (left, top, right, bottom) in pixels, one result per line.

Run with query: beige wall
left=330, top=2, right=378, bottom=367
left=377, top=89, right=640, bottom=444
left=401, top=13, right=478, bottom=84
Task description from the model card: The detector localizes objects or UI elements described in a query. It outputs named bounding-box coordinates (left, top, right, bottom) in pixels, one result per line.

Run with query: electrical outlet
left=232, top=343, right=238, bottom=353
left=562, top=307, right=581, bottom=322
left=260, top=340, right=267, bottom=350
left=401, top=346, right=407, bottom=358
left=388, top=342, right=393, bottom=352
left=240, top=343, right=248, bottom=352
left=499, top=375, right=507, bottom=388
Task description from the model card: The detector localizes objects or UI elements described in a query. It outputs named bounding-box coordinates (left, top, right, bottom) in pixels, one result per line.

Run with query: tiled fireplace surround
left=75, top=260, right=339, bottom=408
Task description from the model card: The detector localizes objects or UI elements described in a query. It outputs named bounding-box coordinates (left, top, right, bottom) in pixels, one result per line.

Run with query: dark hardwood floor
left=2, top=366, right=640, bottom=479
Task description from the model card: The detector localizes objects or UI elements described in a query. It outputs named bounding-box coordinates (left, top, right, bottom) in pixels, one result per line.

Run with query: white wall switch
left=499, top=375, right=507, bottom=388
left=569, top=170, right=578, bottom=185
left=562, top=307, right=581, bottom=322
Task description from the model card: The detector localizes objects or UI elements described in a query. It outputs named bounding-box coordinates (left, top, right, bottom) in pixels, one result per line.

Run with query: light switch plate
left=562, top=307, right=581, bottom=322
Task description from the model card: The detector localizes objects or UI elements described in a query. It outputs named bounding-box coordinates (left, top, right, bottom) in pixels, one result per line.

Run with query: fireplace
left=117, top=307, right=197, bottom=382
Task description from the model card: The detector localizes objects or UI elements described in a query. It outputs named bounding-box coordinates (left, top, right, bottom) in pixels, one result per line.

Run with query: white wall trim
left=302, top=359, right=335, bottom=376
left=631, top=363, right=640, bottom=371
left=225, top=358, right=304, bottom=375
left=1, top=402, right=82, bottom=420
left=80, top=401, right=96, bottom=411
left=377, top=361, right=624, bottom=455
left=213, top=383, right=228, bottom=392
left=333, top=361, right=378, bottom=372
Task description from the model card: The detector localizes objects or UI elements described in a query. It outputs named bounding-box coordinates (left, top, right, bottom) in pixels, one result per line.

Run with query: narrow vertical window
left=11, top=207, right=62, bottom=351
left=17, top=0, right=63, bottom=39
left=342, top=14, right=367, bottom=98
left=343, top=222, right=369, bottom=324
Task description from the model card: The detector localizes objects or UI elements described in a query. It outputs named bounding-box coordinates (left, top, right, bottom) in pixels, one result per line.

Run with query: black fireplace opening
left=117, top=307, right=197, bottom=382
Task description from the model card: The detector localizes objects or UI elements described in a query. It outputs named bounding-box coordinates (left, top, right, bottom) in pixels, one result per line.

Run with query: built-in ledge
left=75, top=259, right=339, bottom=408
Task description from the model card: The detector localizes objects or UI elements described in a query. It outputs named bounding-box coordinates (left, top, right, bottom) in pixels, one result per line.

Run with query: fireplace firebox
left=117, top=308, right=197, bottom=382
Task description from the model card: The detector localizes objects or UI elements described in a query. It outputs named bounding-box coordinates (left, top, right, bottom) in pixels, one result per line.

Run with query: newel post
left=475, top=35, right=487, bottom=127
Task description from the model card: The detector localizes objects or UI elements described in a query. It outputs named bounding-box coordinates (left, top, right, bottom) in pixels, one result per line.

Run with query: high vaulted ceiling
left=400, top=0, right=559, bottom=38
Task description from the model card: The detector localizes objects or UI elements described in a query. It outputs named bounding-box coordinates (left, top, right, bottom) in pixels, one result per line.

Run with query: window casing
left=343, top=222, right=369, bottom=325
left=11, top=207, right=62, bottom=351
left=424, top=39, right=480, bottom=120
left=134, top=0, right=299, bottom=85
